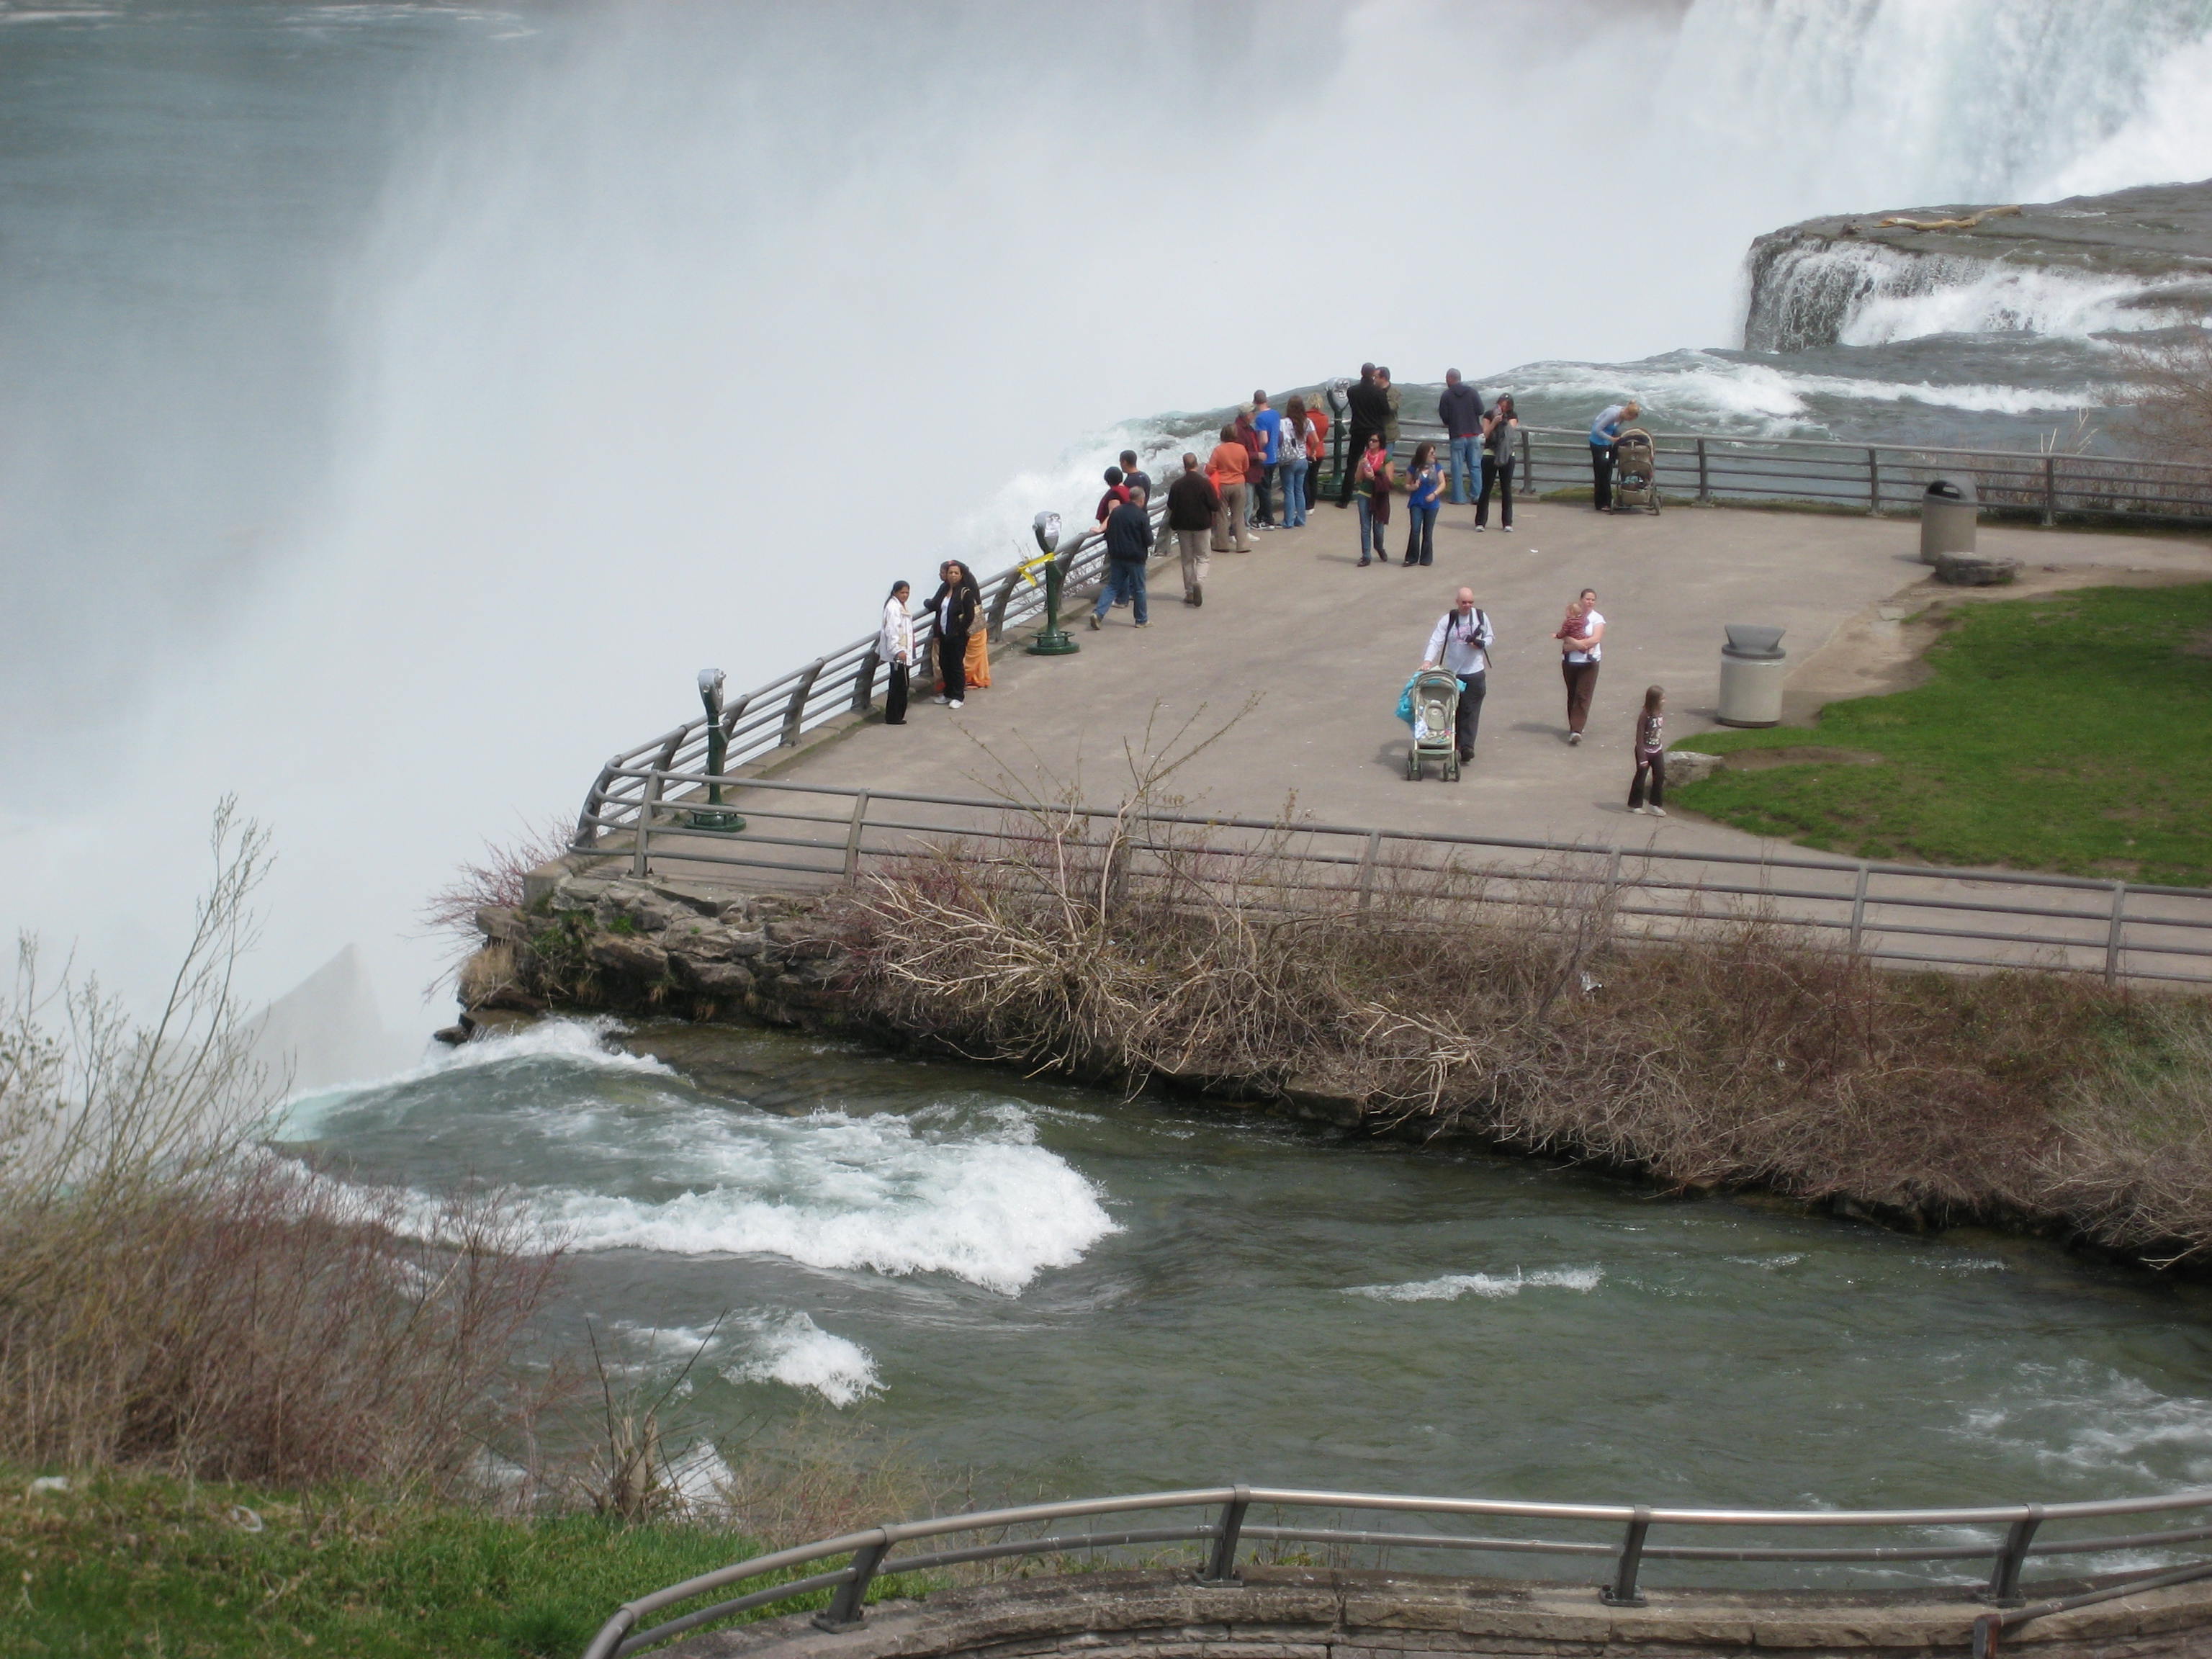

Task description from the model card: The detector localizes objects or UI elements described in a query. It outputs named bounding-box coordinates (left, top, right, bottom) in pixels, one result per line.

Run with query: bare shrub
left=0, top=801, right=562, bottom=1485
left=420, top=814, right=578, bottom=956
left=827, top=727, right=2206, bottom=1253
left=2110, top=330, right=2212, bottom=463
left=2041, top=1001, right=2212, bottom=1264
left=711, top=1411, right=935, bottom=1549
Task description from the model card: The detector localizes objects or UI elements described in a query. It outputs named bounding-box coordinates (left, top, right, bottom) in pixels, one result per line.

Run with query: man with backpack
left=1419, top=587, right=1495, bottom=767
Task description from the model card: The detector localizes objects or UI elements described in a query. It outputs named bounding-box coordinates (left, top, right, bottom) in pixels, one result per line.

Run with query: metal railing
left=575, top=774, right=2212, bottom=987
left=1366, top=423, right=2212, bottom=525
left=579, top=1480, right=2212, bottom=1659
left=577, top=499, right=1169, bottom=849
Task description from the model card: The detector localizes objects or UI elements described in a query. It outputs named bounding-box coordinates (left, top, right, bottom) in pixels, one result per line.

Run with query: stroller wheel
left=1407, top=750, right=1421, bottom=781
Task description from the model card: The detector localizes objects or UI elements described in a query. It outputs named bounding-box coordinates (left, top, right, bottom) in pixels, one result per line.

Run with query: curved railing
left=580, top=1480, right=2212, bottom=1659
left=575, top=499, right=1168, bottom=850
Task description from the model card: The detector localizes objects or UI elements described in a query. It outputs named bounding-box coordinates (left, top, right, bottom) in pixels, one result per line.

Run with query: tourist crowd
left=874, top=372, right=1665, bottom=812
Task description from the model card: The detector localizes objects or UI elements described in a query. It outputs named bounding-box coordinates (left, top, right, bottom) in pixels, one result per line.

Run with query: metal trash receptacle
left=1920, top=475, right=1978, bottom=565
left=1717, top=624, right=1787, bottom=728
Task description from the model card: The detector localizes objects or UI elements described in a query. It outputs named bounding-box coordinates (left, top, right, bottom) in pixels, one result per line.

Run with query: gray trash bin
left=1717, top=624, right=1787, bottom=728
left=1920, top=475, right=1978, bottom=565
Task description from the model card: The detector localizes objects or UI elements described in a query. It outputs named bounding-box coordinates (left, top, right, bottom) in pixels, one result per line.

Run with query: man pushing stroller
left=1420, top=587, right=1494, bottom=768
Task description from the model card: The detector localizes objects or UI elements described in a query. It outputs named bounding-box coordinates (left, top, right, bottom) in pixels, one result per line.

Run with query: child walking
left=1628, top=685, right=1667, bottom=816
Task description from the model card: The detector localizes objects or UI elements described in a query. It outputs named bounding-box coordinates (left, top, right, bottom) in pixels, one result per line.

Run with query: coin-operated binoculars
left=685, top=667, right=746, bottom=831
left=1025, top=511, right=1079, bottom=657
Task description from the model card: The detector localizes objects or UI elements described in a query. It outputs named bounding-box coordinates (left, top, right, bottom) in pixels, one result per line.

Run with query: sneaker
left=932, top=695, right=950, bottom=705
left=1629, top=804, right=1647, bottom=814
left=1648, top=806, right=1667, bottom=817
left=1568, top=731, right=1582, bottom=745
left=1087, top=613, right=1101, bottom=631
left=947, top=699, right=963, bottom=709
left=1133, top=620, right=1150, bottom=628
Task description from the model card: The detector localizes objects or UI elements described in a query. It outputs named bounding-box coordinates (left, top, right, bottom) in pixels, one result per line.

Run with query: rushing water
left=285, top=1020, right=2212, bottom=1543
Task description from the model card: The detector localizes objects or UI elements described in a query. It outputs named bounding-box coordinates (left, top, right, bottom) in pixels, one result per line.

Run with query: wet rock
left=1935, top=550, right=2021, bottom=586
left=1665, top=749, right=1727, bottom=786
left=587, top=932, right=670, bottom=980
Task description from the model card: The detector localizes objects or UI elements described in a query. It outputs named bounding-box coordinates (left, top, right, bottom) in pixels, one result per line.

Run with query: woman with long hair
left=1278, top=395, right=1313, bottom=529
left=1353, top=432, right=1393, bottom=567
left=878, top=579, right=914, bottom=725
left=1477, top=393, right=1519, bottom=532
left=927, top=560, right=980, bottom=709
left=1402, top=439, right=1442, bottom=567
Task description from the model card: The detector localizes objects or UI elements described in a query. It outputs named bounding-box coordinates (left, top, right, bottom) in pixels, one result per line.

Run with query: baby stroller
left=1611, top=428, right=1661, bottom=513
left=1406, top=667, right=1462, bottom=781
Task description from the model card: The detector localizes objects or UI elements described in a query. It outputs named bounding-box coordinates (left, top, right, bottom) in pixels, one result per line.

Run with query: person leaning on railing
left=1588, top=400, right=1640, bottom=513
left=1088, top=487, right=1154, bottom=630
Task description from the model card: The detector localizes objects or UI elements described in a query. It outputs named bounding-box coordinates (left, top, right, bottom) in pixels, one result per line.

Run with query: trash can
left=1920, top=475, right=1978, bottom=565
left=1717, top=624, right=1787, bottom=728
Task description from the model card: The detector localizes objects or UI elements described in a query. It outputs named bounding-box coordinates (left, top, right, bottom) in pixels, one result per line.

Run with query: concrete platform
left=769, top=496, right=2212, bottom=857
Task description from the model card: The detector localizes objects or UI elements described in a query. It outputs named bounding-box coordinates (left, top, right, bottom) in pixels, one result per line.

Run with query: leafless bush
left=711, top=1411, right=936, bottom=1550
left=420, top=814, right=577, bottom=957
left=0, top=801, right=562, bottom=1485
left=2111, top=330, right=2212, bottom=463
left=826, top=727, right=2212, bottom=1255
left=2041, top=1001, right=2212, bottom=1264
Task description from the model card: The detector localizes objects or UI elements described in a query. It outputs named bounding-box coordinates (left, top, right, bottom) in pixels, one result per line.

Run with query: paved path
left=770, top=496, right=2212, bottom=855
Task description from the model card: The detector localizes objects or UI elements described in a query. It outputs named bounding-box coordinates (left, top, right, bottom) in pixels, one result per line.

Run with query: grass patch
left=0, top=1470, right=800, bottom=1659
left=1673, top=583, right=2212, bottom=884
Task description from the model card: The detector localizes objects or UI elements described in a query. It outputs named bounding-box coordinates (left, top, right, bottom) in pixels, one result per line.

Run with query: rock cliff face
left=1743, top=177, right=2212, bottom=351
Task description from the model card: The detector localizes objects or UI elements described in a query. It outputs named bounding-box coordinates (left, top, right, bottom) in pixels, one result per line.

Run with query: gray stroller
left=1611, top=427, right=1661, bottom=513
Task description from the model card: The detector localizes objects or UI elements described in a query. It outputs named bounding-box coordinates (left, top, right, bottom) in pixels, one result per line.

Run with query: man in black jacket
left=1164, top=454, right=1220, bottom=607
left=1089, top=487, right=1154, bottom=629
left=1337, top=363, right=1389, bottom=506
left=1438, top=369, right=1485, bottom=504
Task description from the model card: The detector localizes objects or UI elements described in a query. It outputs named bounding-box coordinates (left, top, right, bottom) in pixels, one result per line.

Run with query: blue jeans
left=1448, top=435, right=1480, bottom=504
left=1278, top=457, right=1308, bottom=526
left=1404, top=502, right=1438, bottom=565
left=1357, top=496, right=1382, bottom=561
left=1093, top=557, right=1148, bottom=624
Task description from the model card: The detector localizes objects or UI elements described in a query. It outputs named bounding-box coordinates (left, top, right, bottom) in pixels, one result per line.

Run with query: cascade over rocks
left=1743, top=177, right=2212, bottom=352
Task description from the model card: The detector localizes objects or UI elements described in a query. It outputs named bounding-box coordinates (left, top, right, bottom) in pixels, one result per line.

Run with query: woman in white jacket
left=878, top=580, right=915, bottom=725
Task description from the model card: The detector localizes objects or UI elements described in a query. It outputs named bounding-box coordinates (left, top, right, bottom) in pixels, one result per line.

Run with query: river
left=284, top=1017, right=2212, bottom=1565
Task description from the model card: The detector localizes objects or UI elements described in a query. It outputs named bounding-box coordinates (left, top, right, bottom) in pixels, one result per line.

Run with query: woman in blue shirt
left=1588, top=399, right=1640, bottom=513
left=1401, top=441, right=1444, bottom=567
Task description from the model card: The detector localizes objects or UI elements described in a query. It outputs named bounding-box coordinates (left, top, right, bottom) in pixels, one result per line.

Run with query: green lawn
left=1673, top=583, right=2212, bottom=886
left=1, top=1472, right=882, bottom=1659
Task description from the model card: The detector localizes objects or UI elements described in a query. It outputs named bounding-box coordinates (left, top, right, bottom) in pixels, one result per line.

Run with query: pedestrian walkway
left=763, top=497, right=2212, bottom=855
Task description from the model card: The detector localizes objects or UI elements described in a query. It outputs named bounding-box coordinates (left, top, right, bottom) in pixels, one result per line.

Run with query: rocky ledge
left=1744, top=176, right=2212, bottom=351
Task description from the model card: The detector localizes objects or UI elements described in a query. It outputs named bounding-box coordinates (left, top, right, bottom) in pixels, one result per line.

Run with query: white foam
left=724, top=1311, right=881, bottom=1407
left=274, top=1015, right=670, bottom=1137
left=1347, top=1267, right=1604, bottom=1303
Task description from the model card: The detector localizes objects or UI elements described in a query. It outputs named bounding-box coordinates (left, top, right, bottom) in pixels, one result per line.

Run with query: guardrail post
left=1867, top=448, right=1881, bottom=515
left=850, top=648, right=880, bottom=715
left=1985, top=1507, right=2043, bottom=1606
left=1848, top=862, right=1871, bottom=956
left=1198, top=1486, right=1250, bottom=1586
left=1696, top=437, right=1710, bottom=503
left=631, top=770, right=664, bottom=878
left=813, top=1537, right=889, bottom=1632
left=2043, top=456, right=2058, bottom=526
left=2105, top=882, right=2128, bottom=986
left=1601, top=1507, right=1651, bottom=1606
left=844, top=791, right=871, bottom=886
left=783, top=658, right=829, bottom=746
left=986, top=570, right=1022, bottom=642
left=1519, top=425, right=1533, bottom=493
left=1357, top=830, right=1382, bottom=911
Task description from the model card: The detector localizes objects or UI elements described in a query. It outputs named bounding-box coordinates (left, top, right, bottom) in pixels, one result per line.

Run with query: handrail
left=579, top=1480, right=2212, bottom=1659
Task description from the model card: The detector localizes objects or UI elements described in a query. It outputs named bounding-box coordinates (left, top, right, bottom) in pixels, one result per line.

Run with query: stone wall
left=661, top=1565, right=2212, bottom=1659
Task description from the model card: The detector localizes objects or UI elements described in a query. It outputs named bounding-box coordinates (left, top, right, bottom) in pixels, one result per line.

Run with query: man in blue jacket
left=1089, top=487, right=1155, bottom=629
left=1438, top=369, right=1485, bottom=505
